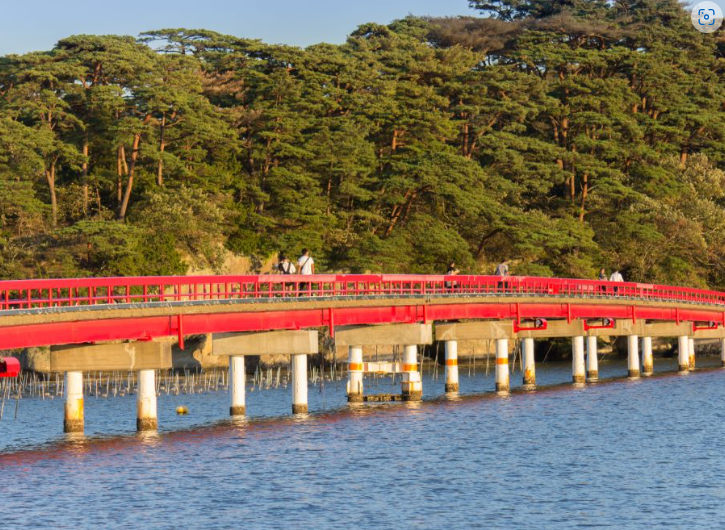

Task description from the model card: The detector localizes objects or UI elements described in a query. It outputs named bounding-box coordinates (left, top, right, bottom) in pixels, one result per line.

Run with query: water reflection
left=1, top=359, right=725, bottom=529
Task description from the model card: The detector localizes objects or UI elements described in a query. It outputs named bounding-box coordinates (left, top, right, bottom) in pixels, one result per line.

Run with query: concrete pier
left=586, top=336, right=599, bottom=382
left=678, top=336, right=690, bottom=372
left=689, top=337, right=696, bottom=370
left=721, top=338, right=725, bottom=367
left=572, top=336, right=585, bottom=384
left=63, top=371, right=84, bottom=433
left=229, top=355, right=246, bottom=416
left=402, top=345, right=423, bottom=401
left=137, top=369, right=157, bottom=431
left=522, top=338, right=535, bottom=386
left=291, top=354, right=308, bottom=413
left=641, top=337, right=653, bottom=376
left=444, top=340, right=459, bottom=393
left=627, top=335, right=640, bottom=378
left=495, top=338, right=510, bottom=392
left=347, top=346, right=364, bottom=402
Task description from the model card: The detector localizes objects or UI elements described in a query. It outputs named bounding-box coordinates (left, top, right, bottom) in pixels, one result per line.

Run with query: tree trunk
left=45, top=159, right=58, bottom=228
left=81, top=135, right=89, bottom=216
left=118, top=133, right=141, bottom=220
left=579, top=172, right=588, bottom=223
left=384, top=189, right=412, bottom=236
left=117, top=145, right=127, bottom=206
left=157, top=114, right=166, bottom=186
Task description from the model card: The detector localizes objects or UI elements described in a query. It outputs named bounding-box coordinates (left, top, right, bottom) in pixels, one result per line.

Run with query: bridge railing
left=0, top=275, right=724, bottom=311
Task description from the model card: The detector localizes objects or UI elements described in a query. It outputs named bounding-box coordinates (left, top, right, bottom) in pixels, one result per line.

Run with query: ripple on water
left=2, top=359, right=725, bottom=529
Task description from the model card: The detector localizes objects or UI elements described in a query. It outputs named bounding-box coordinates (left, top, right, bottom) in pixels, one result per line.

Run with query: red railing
left=0, top=275, right=723, bottom=312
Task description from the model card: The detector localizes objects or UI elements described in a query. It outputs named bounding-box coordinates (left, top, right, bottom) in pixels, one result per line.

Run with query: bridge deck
left=0, top=275, right=723, bottom=349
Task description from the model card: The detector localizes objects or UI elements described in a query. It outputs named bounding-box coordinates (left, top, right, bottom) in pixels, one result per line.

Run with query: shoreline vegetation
left=2, top=1, right=725, bottom=290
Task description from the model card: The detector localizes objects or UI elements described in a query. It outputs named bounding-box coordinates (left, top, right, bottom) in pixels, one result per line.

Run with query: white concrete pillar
left=137, top=369, right=157, bottom=431
left=347, top=346, right=364, bottom=402
left=721, top=338, right=725, bottom=368
left=444, top=340, right=459, bottom=393
left=572, top=336, right=585, bottom=384
left=402, top=345, right=423, bottom=401
left=678, top=336, right=690, bottom=372
left=689, top=337, right=696, bottom=371
left=586, top=336, right=599, bottom=382
left=64, top=371, right=84, bottom=433
left=229, top=355, right=246, bottom=416
left=627, top=335, right=640, bottom=378
left=522, top=338, right=535, bottom=386
left=291, top=354, right=308, bottom=413
left=495, top=338, right=510, bottom=392
left=641, top=337, right=653, bottom=376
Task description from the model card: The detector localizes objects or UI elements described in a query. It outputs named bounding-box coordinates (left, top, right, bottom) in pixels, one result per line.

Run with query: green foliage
left=2, top=2, right=725, bottom=290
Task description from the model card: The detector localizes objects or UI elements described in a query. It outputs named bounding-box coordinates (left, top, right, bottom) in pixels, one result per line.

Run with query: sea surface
left=2, top=356, right=725, bottom=529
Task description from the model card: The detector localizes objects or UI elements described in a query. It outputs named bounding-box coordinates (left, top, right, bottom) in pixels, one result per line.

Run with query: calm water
left=2, top=357, right=725, bottom=529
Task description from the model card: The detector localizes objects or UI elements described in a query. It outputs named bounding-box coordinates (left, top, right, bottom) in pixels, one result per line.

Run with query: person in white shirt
left=297, top=249, right=315, bottom=295
left=609, top=269, right=624, bottom=295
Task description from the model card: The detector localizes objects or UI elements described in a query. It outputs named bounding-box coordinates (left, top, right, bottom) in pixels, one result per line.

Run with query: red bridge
left=2, top=274, right=724, bottom=433
left=0, top=274, right=724, bottom=349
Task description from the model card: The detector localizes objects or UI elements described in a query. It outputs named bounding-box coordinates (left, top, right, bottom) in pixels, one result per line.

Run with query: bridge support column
left=689, top=338, right=696, bottom=370
left=402, top=345, right=423, bottom=401
left=678, top=336, right=690, bottom=372
left=444, top=341, right=459, bottom=393
left=347, top=346, right=364, bottom=402
left=641, top=337, right=653, bottom=376
left=572, top=336, right=585, bottom=384
left=522, top=338, right=535, bottom=387
left=721, top=338, right=725, bottom=367
left=291, top=354, right=308, bottom=414
left=229, top=355, right=246, bottom=416
left=137, top=369, right=157, bottom=431
left=628, top=335, right=640, bottom=378
left=586, top=336, right=598, bottom=382
left=495, top=338, right=510, bottom=392
left=63, top=371, right=84, bottom=433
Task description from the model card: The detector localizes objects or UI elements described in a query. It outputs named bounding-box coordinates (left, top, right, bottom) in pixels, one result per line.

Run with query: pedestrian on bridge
left=495, top=259, right=509, bottom=293
left=277, top=254, right=296, bottom=294
left=598, top=267, right=608, bottom=294
left=297, top=249, right=315, bottom=296
left=445, top=261, right=460, bottom=291
left=609, top=268, right=624, bottom=295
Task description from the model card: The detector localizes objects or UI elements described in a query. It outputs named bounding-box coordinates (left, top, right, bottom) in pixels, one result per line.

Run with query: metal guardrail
left=0, top=274, right=722, bottom=312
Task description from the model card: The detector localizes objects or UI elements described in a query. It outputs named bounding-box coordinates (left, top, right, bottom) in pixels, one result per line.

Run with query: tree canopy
left=1, top=0, right=725, bottom=288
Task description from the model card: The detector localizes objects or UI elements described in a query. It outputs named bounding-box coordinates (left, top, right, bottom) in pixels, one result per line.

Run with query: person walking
left=277, top=253, right=296, bottom=295
left=495, top=259, right=509, bottom=292
left=609, top=268, right=624, bottom=295
left=445, top=261, right=460, bottom=291
left=277, top=253, right=296, bottom=275
left=494, top=259, right=509, bottom=277
left=598, top=267, right=607, bottom=295
left=297, top=249, right=315, bottom=295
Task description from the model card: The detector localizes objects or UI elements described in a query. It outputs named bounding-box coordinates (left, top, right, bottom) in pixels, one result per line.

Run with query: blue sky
left=2, top=0, right=721, bottom=56
left=0, top=0, right=474, bottom=55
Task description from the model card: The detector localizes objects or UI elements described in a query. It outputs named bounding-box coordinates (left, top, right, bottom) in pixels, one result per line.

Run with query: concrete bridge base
left=63, top=371, right=84, bottom=433
left=628, top=335, right=641, bottom=379
left=678, top=336, right=690, bottom=372
left=586, top=336, right=599, bottom=382
left=572, top=336, right=585, bottom=384
left=444, top=340, right=459, bottom=393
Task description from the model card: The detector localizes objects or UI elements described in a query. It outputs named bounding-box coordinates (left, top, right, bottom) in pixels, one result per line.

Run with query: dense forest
left=1, top=0, right=725, bottom=287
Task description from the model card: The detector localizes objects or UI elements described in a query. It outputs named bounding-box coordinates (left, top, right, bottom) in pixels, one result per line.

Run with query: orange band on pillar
left=496, top=358, right=508, bottom=365
left=349, top=363, right=364, bottom=371
left=445, top=359, right=458, bottom=366
left=403, top=363, right=418, bottom=372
